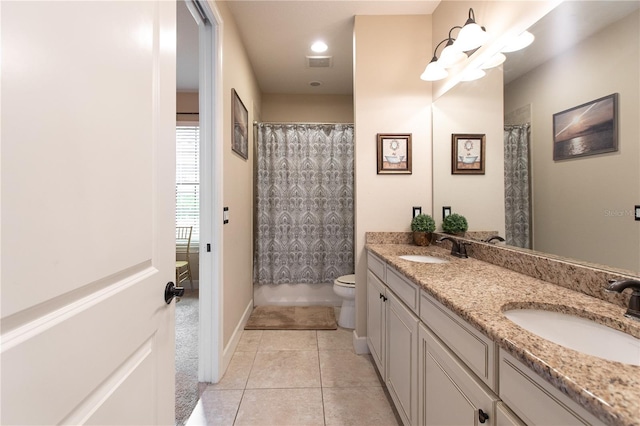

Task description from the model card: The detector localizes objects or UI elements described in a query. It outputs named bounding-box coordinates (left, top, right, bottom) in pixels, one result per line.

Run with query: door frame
left=185, top=0, right=224, bottom=383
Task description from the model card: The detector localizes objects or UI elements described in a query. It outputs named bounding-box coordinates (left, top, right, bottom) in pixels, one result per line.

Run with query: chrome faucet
left=437, top=237, right=469, bottom=258
left=605, top=279, right=640, bottom=321
left=483, top=235, right=505, bottom=244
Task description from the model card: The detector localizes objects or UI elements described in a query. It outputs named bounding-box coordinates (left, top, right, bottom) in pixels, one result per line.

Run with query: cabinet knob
left=478, top=409, right=489, bottom=424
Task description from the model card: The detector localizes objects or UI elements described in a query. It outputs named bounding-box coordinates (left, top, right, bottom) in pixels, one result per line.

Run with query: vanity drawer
left=367, top=252, right=386, bottom=282
left=420, top=291, right=497, bottom=390
left=499, top=350, right=605, bottom=426
left=386, top=266, right=419, bottom=313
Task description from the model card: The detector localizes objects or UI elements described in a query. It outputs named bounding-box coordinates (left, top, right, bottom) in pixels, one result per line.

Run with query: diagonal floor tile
left=247, top=350, right=321, bottom=389
left=185, top=389, right=243, bottom=426
left=323, top=387, right=401, bottom=426
left=235, top=388, right=324, bottom=426
left=235, top=330, right=263, bottom=353
left=206, top=351, right=256, bottom=390
left=317, top=328, right=354, bottom=351
left=319, top=350, right=383, bottom=387
left=258, top=330, right=317, bottom=351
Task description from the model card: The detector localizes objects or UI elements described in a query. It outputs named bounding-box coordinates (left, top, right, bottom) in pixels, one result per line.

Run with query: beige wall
left=504, top=10, right=640, bottom=272
left=261, top=94, right=353, bottom=123
left=215, top=1, right=262, bottom=348
left=353, top=15, right=433, bottom=337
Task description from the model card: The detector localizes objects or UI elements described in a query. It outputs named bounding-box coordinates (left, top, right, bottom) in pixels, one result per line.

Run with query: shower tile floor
left=185, top=326, right=401, bottom=425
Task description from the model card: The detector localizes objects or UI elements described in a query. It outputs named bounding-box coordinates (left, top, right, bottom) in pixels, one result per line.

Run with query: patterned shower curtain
left=504, top=124, right=531, bottom=249
left=254, top=123, right=354, bottom=285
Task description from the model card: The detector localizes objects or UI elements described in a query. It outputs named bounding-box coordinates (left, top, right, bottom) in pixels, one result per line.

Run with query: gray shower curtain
left=504, top=124, right=531, bottom=248
left=254, top=123, right=354, bottom=285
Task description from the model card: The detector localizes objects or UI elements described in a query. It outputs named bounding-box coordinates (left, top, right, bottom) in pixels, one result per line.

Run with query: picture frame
left=451, top=134, right=485, bottom=175
left=232, top=89, right=249, bottom=160
left=377, top=133, right=412, bottom=174
left=552, top=93, right=618, bottom=161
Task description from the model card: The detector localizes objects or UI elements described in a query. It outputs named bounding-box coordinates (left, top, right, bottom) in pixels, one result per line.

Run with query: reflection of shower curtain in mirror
left=504, top=124, right=531, bottom=248
left=255, top=123, right=354, bottom=285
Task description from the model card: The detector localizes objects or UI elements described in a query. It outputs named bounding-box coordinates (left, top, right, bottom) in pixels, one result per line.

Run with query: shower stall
left=254, top=123, right=354, bottom=305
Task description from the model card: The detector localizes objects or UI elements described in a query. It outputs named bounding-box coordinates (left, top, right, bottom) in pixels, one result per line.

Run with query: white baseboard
left=221, top=298, right=253, bottom=372
left=352, top=329, right=370, bottom=354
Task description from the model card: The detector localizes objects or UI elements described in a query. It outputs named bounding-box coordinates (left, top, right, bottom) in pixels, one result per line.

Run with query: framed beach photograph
left=553, top=93, right=618, bottom=161
left=377, top=133, right=412, bottom=174
left=232, top=88, right=249, bottom=160
left=452, top=134, right=485, bottom=174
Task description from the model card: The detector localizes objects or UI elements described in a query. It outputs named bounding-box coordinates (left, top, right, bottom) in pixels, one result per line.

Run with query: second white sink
left=398, top=255, right=448, bottom=264
left=504, top=309, right=640, bottom=366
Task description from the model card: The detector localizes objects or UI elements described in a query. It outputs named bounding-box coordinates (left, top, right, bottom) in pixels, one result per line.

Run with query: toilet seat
left=334, top=274, right=356, bottom=288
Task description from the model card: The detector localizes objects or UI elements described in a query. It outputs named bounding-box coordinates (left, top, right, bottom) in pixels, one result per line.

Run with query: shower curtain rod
left=253, top=121, right=353, bottom=126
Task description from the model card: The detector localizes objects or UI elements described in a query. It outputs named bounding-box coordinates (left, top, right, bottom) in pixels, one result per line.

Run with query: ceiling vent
left=306, top=56, right=333, bottom=68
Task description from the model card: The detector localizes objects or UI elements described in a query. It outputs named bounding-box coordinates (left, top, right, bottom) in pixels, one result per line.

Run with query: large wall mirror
left=433, top=1, right=640, bottom=275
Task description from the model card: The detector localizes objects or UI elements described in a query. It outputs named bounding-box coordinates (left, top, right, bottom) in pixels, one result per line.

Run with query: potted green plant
left=411, top=214, right=436, bottom=246
left=442, top=213, right=468, bottom=235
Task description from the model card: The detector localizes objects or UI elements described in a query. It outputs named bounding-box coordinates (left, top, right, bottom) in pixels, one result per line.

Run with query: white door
left=1, top=1, right=176, bottom=424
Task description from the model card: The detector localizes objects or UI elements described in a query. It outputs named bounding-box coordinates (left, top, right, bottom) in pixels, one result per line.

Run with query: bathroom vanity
left=366, top=236, right=639, bottom=426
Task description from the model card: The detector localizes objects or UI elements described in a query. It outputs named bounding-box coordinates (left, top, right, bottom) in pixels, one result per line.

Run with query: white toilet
left=333, top=274, right=356, bottom=329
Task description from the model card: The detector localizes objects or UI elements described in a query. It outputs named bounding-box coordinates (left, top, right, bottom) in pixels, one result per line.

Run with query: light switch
left=223, top=207, right=229, bottom=224
left=635, top=205, right=640, bottom=221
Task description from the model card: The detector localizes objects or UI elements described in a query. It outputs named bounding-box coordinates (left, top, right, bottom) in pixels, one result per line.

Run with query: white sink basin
left=398, top=255, right=448, bottom=264
left=504, top=309, right=640, bottom=366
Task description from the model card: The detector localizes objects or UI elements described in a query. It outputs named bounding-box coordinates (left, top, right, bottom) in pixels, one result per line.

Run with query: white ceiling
left=177, top=1, right=640, bottom=94
left=177, top=0, right=440, bottom=94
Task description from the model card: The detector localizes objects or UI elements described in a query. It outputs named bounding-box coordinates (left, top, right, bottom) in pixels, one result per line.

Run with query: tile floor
left=185, top=327, right=401, bottom=426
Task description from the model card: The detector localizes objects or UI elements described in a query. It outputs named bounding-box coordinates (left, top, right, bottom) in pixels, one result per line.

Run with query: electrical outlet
left=635, top=205, right=640, bottom=221
left=223, top=207, right=229, bottom=224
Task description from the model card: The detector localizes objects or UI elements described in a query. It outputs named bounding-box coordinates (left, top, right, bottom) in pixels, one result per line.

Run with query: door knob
left=165, top=282, right=185, bottom=304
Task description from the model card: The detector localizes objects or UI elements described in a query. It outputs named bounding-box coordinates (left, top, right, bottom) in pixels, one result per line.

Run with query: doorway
left=176, top=0, right=223, bottom=424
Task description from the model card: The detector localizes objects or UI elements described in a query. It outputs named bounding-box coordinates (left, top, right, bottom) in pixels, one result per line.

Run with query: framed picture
left=452, top=134, right=485, bottom=174
left=232, top=89, right=248, bottom=160
left=377, top=133, right=412, bottom=174
left=553, top=93, right=618, bottom=161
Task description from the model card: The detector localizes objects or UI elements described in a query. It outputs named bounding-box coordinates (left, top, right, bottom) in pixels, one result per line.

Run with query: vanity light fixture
left=453, top=8, right=489, bottom=51
left=460, top=67, right=486, bottom=82
left=420, top=8, right=486, bottom=82
left=311, top=41, right=328, bottom=53
left=480, top=52, right=506, bottom=69
left=501, top=31, right=535, bottom=53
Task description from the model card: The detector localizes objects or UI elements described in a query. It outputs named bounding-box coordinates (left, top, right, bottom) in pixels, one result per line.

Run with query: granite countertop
left=366, top=243, right=640, bottom=426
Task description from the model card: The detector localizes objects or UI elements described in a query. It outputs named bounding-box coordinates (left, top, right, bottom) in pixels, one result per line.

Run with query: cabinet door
left=386, top=291, right=419, bottom=426
left=367, top=270, right=386, bottom=376
left=423, top=326, right=497, bottom=426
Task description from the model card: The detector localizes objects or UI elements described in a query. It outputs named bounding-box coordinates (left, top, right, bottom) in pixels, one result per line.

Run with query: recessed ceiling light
left=309, top=81, right=323, bottom=87
left=311, top=41, right=328, bottom=53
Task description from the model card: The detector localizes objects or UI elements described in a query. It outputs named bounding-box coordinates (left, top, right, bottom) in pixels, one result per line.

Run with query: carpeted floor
left=245, top=305, right=337, bottom=330
left=175, top=289, right=199, bottom=426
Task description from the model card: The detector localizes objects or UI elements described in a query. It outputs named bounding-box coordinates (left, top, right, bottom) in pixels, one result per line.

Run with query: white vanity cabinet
left=366, top=253, right=419, bottom=425
left=499, top=350, right=606, bottom=426
left=419, top=323, right=498, bottom=426
left=366, top=269, right=387, bottom=376
left=386, top=290, right=419, bottom=426
left=418, top=292, right=499, bottom=426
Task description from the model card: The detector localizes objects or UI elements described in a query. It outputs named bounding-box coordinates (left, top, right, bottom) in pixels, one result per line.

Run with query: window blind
left=176, top=125, right=199, bottom=244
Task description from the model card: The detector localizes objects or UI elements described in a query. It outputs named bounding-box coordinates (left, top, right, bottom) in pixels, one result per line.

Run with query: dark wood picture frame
left=232, top=89, right=248, bottom=160
left=552, top=93, right=618, bottom=161
left=452, top=133, right=485, bottom=175
left=377, top=133, right=412, bottom=174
